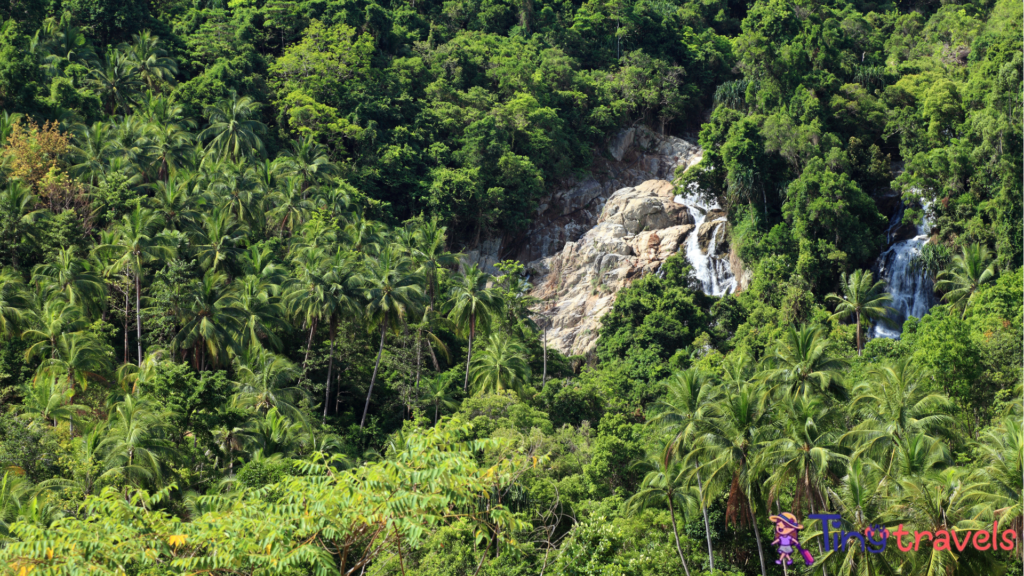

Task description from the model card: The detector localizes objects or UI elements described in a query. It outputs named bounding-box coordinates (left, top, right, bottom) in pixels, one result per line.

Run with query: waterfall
left=870, top=201, right=936, bottom=339
left=674, top=188, right=736, bottom=296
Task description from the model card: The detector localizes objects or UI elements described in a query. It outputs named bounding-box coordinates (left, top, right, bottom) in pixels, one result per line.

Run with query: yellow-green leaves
left=0, top=419, right=532, bottom=575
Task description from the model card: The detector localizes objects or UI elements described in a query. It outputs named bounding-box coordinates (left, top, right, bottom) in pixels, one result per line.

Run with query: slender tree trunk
left=667, top=496, right=691, bottom=576
left=361, top=318, right=387, bottom=429
left=135, top=271, right=142, bottom=367
left=415, top=329, right=422, bottom=387
left=749, top=500, right=768, bottom=576
left=809, top=498, right=828, bottom=576
left=323, top=318, right=336, bottom=423
left=303, top=317, right=318, bottom=371
left=124, top=290, right=130, bottom=365
left=855, top=312, right=862, bottom=355
left=427, top=339, right=440, bottom=371
left=696, top=466, right=714, bottom=573
left=434, top=401, right=439, bottom=424
left=463, top=315, right=475, bottom=392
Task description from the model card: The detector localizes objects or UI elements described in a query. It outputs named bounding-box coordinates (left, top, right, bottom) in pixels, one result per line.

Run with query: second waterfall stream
left=674, top=187, right=736, bottom=297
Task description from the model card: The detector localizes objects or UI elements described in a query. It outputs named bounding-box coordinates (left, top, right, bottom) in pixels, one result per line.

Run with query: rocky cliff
left=463, top=126, right=749, bottom=358
left=463, top=126, right=703, bottom=274
left=527, top=179, right=707, bottom=358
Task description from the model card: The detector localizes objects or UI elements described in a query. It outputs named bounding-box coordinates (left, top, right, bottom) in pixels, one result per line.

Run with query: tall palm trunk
left=361, top=317, right=387, bottom=429
left=427, top=340, right=440, bottom=371
left=135, top=271, right=142, bottom=367
left=809, top=497, right=828, bottom=576
left=302, top=317, right=318, bottom=370
left=323, top=317, right=337, bottom=422
left=463, top=314, right=475, bottom=391
left=696, top=466, right=714, bottom=573
left=415, top=329, right=422, bottom=387
left=124, top=290, right=130, bottom=365
left=855, top=311, right=862, bottom=355
left=667, top=494, right=691, bottom=576
left=749, top=500, right=767, bottom=576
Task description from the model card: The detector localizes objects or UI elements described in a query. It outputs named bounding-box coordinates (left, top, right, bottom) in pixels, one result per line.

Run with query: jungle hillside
left=0, top=0, right=1020, bottom=574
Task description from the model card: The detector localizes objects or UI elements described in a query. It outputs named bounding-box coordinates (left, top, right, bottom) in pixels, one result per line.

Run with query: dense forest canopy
left=0, top=0, right=1019, bottom=574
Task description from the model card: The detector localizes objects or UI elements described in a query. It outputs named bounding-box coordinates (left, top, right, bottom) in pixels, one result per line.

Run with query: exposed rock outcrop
left=508, top=127, right=702, bottom=265
left=460, top=126, right=734, bottom=358
left=527, top=180, right=695, bottom=357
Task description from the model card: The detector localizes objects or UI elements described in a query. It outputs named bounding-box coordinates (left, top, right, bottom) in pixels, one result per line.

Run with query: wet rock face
left=527, top=179, right=697, bottom=358
left=696, top=219, right=728, bottom=255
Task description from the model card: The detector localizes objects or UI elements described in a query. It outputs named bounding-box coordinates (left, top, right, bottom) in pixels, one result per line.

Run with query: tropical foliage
left=0, top=0, right=1019, bottom=575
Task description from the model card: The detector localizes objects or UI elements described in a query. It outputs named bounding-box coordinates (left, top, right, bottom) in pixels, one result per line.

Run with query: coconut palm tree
left=109, top=114, right=154, bottom=181
left=34, top=12, right=98, bottom=74
left=447, top=264, right=502, bottom=391
left=973, top=417, right=1022, bottom=539
left=99, top=394, right=172, bottom=489
left=820, top=459, right=902, bottom=576
left=825, top=269, right=895, bottom=354
left=137, top=91, right=194, bottom=129
left=93, top=207, right=172, bottom=366
left=691, top=380, right=774, bottom=576
left=268, top=176, right=315, bottom=235
left=90, top=49, right=144, bottom=116
left=199, top=91, right=267, bottom=163
left=212, top=417, right=249, bottom=477
left=0, top=471, right=35, bottom=540
left=278, top=135, right=338, bottom=193
left=0, top=268, right=29, bottom=338
left=34, top=331, right=110, bottom=396
left=20, top=374, right=88, bottom=428
left=623, top=440, right=701, bottom=576
left=234, top=274, right=286, bottom=353
left=147, top=172, right=203, bottom=230
left=31, top=247, right=107, bottom=318
left=469, top=334, right=531, bottom=395
left=127, top=31, right=177, bottom=91
left=208, top=161, right=260, bottom=229
left=68, top=122, right=114, bottom=186
left=146, top=120, right=193, bottom=182
left=935, top=244, right=998, bottom=318
left=842, top=358, right=954, bottom=478
left=411, top=216, right=460, bottom=311
left=192, top=205, right=246, bottom=273
left=757, top=394, right=846, bottom=575
left=893, top=468, right=1000, bottom=576
left=21, top=299, right=88, bottom=363
left=759, top=394, right=847, bottom=515
left=420, top=377, right=458, bottom=424
left=360, top=245, right=423, bottom=428
left=647, top=369, right=721, bottom=573
left=339, top=217, right=382, bottom=258
left=233, top=347, right=305, bottom=419
left=284, top=246, right=330, bottom=370
left=244, top=407, right=308, bottom=459
left=0, top=182, right=42, bottom=267
left=172, top=270, right=246, bottom=370
left=321, top=249, right=364, bottom=420
left=409, top=309, right=451, bottom=386
left=764, top=324, right=849, bottom=400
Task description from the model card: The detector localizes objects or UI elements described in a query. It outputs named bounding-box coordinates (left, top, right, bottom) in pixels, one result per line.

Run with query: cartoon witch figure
left=769, top=512, right=814, bottom=567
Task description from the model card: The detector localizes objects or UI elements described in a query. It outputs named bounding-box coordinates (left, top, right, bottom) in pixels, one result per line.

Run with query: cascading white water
left=870, top=201, right=936, bottom=339
left=674, top=187, right=736, bottom=296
